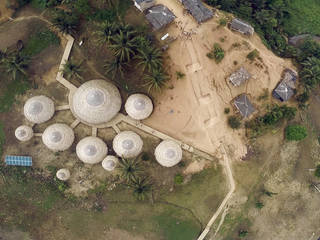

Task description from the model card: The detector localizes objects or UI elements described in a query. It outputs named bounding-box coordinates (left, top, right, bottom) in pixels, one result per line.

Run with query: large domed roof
left=15, top=125, right=34, bottom=142
left=125, top=94, right=153, bottom=120
left=71, top=80, right=121, bottom=125
left=42, top=123, right=75, bottom=151
left=24, top=95, right=55, bottom=124
left=113, top=131, right=143, bottom=158
left=76, top=136, right=108, bottom=164
left=155, top=140, right=182, bottom=167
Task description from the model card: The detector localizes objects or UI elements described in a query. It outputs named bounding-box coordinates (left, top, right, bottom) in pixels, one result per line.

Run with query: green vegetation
left=140, top=152, right=150, bottom=161
left=228, top=115, right=241, bottom=129
left=224, top=107, right=230, bottom=114
left=255, top=201, right=264, bottom=209
left=174, top=174, right=184, bottom=185
left=218, top=18, right=227, bottom=27
left=176, top=71, right=186, bottom=80
left=285, top=125, right=308, bottom=141
left=51, top=9, right=80, bottom=35
left=207, top=43, right=225, bottom=63
left=247, top=49, right=259, bottom=61
left=61, top=57, right=84, bottom=80
left=0, top=50, right=29, bottom=80
left=0, top=122, right=5, bottom=158
left=144, top=69, right=169, bottom=92
left=315, top=165, right=320, bottom=178
left=21, top=29, right=60, bottom=57
left=128, top=177, right=152, bottom=201
left=239, top=229, right=248, bottom=238
left=118, top=158, right=143, bottom=182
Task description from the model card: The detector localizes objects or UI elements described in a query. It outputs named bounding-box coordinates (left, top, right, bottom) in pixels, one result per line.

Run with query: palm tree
left=117, top=158, right=143, bottom=182
left=144, top=69, right=169, bottom=92
left=51, top=9, right=79, bottom=35
left=61, top=58, right=84, bottom=80
left=128, top=177, right=152, bottom=201
left=1, top=51, right=29, bottom=80
left=109, top=31, right=137, bottom=62
left=94, top=21, right=118, bottom=45
left=136, top=46, right=163, bottom=73
left=301, top=57, right=320, bottom=88
left=104, top=57, right=127, bottom=79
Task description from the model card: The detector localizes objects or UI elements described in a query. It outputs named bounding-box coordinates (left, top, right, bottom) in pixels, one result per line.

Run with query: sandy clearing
left=144, top=0, right=294, bottom=160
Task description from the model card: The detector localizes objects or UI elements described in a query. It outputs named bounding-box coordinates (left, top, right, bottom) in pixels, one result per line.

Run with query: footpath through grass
left=283, top=0, right=320, bottom=36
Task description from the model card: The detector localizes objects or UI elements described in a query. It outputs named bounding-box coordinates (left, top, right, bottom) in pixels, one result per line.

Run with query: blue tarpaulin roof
left=5, top=155, right=32, bottom=166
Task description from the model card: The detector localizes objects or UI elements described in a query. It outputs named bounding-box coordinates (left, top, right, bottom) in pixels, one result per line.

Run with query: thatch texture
left=42, top=123, right=75, bottom=151
left=155, top=140, right=182, bottom=167
left=56, top=168, right=70, bottom=181
left=113, top=131, right=143, bottom=158
left=125, top=94, right=153, bottom=120
left=15, top=125, right=34, bottom=142
left=76, top=136, right=108, bottom=164
left=102, top=155, right=119, bottom=171
left=71, top=80, right=121, bottom=125
left=24, top=95, right=55, bottom=124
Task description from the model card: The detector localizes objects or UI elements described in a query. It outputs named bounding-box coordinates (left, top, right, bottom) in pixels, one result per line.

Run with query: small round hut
left=15, top=125, right=33, bottom=142
left=125, top=94, right=153, bottom=120
left=24, top=95, right=55, bottom=124
left=102, top=155, right=118, bottom=171
left=76, top=136, right=108, bottom=164
left=56, top=168, right=70, bottom=181
left=155, top=140, right=182, bottom=167
left=42, top=123, right=75, bottom=151
left=113, top=131, right=143, bottom=158
left=71, top=80, right=121, bottom=125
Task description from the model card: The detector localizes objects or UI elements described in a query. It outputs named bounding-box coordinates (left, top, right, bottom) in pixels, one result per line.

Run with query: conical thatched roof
left=15, top=125, right=33, bottom=142
left=113, top=131, right=143, bottom=158
left=56, top=168, right=70, bottom=181
left=42, top=123, right=75, bottom=151
left=155, top=140, right=182, bottom=167
left=125, top=94, right=153, bottom=120
left=24, top=95, right=55, bottom=124
left=76, top=136, right=108, bottom=164
left=71, top=80, right=121, bottom=125
left=102, top=155, right=118, bottom=171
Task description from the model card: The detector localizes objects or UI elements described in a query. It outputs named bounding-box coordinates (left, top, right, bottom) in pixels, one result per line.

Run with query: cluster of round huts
left=15, top=80, right=183, bottom=181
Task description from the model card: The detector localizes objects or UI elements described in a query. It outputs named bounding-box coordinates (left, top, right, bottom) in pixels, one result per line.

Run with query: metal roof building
left=134, top=0, right=155, bottom=12
left=272, top=69, right=297, bottom=102
left=229, top=67, right=251, bottom=87
left=145, top=5, right=176, bottom=31
left=230, top=18, right=254, bottom=35
left=234, top=94, right=255, bottom=118
left=180, top=0, right=213, bottom=23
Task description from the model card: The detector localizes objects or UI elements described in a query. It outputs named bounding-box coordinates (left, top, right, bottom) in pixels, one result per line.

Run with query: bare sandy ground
left=144, top=0, right=294, bottom=160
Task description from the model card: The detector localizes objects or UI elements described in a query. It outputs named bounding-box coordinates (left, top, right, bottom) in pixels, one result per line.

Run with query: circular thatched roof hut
left=102, top=155, right=118, bottom=171
left=56, top=168, right=70, bottom=181
left=155, top=140, right=182, bottom=167
left=125, top=94, right=153, bottom=120
left=113, top=131, right=143, bottom=158
left=71, top=80, right=121, bottom=125
left=42, top=123, right=75, bottom=151
left=24, top=95, right=55, bottom=124
left=15, top=125, right=33, bottom=142
left=76, top=136, right=108, bottom=164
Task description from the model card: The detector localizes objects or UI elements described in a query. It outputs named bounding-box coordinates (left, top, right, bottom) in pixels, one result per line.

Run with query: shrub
left=285, top=125, right=307, bottom=141
left=141, top=152, right=150, bottom=161
left=247, top=49, right=259, bottom=61
left=224, top=108, right=230, bottom=114
left=174, top=174, right=184, bottom=184
left=315, top=165, right=320, bottom=178
left=233, top=60, right=238, bottom=65
left=176, top=71, right=185, bottom=79
left=213, top=43, right=225, bottom=63
left=228, top=115, right=241, bottom=129
left=238, top=230, right=248, bottom=238
left=218, top=18, right=227, bottom=27
left=255, top=201, right=264, bottom=209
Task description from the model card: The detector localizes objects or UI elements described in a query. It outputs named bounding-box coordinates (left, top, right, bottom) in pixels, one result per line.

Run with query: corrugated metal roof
left=234, top=94, right=255, bottom=118
left=145, top=5, right=176, bottom=30
left=181, top=0, right=213, bottom=23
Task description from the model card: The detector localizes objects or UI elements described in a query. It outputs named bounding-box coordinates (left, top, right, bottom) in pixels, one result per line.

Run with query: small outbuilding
left=230, top=18, right=254, bottom=36
left=42, top=123, right=75, bottom=151
left=102, top=155, right=119, bottom=171
left=24, top=95, right=55, bottom=124
left=155, top=140, right=182, bottom=167
left=229, top=67, right=251, bottom=87
left=272, top=68, right=298, bottom=102
left=145, top=5, right=176, bottom=31
left=233, top=94, right=255, bottom=118
left=113, top=131, right=143, bottom=158
left=56, top=168, right=70, bottom=181
left=125, top=93, right=153, bottom=120
left=179, top=0, right=213, bottom=23
left=134, top=0, right=155, bottom=12
left=76, top=136, right=108, bottom=164
left=15, top=125, right=33, bottom=142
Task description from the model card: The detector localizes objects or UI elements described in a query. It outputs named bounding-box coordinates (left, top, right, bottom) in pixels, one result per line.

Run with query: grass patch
left=283, top=0, right=320, bottom=36
left=0, top=77, right=30, bottom=113
left=21, top=29, right=60, bottom=57
left=0, top=122, right=5, bottom=158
